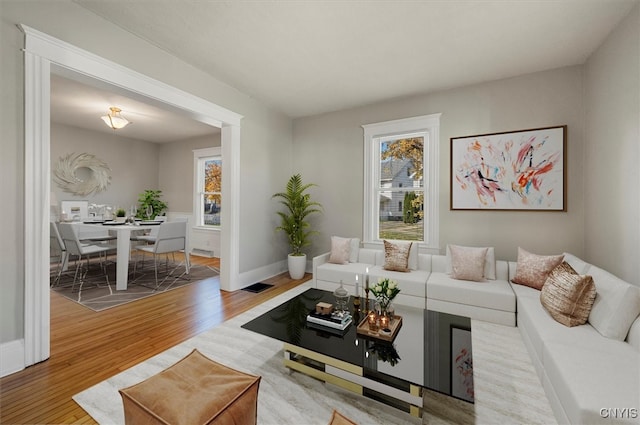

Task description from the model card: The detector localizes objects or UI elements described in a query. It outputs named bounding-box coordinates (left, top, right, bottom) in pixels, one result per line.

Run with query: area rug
left=51, top=261, right=219, bottom=311
left=73, top=282, right=555, bottom=425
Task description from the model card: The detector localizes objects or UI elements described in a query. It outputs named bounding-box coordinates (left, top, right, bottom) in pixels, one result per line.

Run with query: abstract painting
left=451, top=326, right=474, bottom=402
left=451, top=125, right=566, bottom=210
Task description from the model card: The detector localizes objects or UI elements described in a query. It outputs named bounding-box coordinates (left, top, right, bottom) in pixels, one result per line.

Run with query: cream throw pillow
left=449, top=245, right=488, bottom=282
left=383, top=240, right=412, bottom=272
left=328, top=236, right=351, bottom=264
left=511, top=247, right=564, bottom=290
left=446, top=245, right=496, bottom=279
left=540, top=262, right=596, bottom=327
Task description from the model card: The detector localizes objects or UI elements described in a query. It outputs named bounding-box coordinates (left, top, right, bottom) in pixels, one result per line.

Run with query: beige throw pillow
left=449, top=245, right=488, bottom=282
left=446, top=245, right=496, bottom=279
left=328, top=236, right=351, bottom=264
left=540, top=262, right=596, bottom=327
left=511, top=247, right=564, bottom=290
left=383, top=240, right=412, bottom=272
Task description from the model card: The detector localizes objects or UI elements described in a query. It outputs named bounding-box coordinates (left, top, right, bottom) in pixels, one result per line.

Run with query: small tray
left=356, top=315, right=402, bottom=342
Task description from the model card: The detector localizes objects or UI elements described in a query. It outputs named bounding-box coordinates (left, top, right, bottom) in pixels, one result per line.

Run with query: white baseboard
left=238, top=260, right=288, bottom=290
left=1, top=339, right=25, bottom=378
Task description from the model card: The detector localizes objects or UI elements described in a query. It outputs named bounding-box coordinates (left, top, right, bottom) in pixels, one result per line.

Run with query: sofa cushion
left=349, top=238, right=360, bottom=263
left=543, top=340, right=639, bottom=425
left=449, top=245, right=488, bottom=282
left=588, top=265, right=640, bottom=341
left=383, top=240, right=412, bottom=272
left=540, top=262, right=596, bottom=327
left=561, top=252, right=591, bottom=275
left=511, top=247, right=564, bottom=290
left=427, top=272, right=515, bottom=312
left=627, top=316, right=640, bottom=352
left=446, top=245, right=496, bottom=279
left=328, top=236, right=351, bottom=264
left=316, top=262, right=370, bottom=284
left=367, top=266, right=427, bottom=298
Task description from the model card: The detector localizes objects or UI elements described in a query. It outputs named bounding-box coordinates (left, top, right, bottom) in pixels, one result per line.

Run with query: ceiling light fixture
left=101, top=106, right=129, bottom=130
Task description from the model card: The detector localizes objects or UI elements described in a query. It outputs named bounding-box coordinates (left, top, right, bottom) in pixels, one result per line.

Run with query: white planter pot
left=288, top=254, right=307, bottom=280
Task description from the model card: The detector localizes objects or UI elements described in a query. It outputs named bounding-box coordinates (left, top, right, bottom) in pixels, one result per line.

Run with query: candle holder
left=364, top=268, right=370, bottom=313
left=367, top=311, right=379, bottom=332
left=353, top=274, right=361, bottom=311
left=379, top=313, right=390, bottom=330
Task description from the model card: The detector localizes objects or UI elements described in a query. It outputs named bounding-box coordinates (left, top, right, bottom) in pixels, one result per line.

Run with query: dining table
left=73, top=221, right=162, bottom=290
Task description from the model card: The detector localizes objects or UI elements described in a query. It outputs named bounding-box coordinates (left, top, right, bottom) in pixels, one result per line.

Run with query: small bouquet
left=369, top=278, right=400, bottom=311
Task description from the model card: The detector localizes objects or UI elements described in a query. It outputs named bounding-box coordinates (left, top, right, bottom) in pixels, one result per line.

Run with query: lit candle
left=367, top=311, right=378, bottom=332
left=365, top=267, right=369, bottom=289
left=379, top=314, right=389, bottom=329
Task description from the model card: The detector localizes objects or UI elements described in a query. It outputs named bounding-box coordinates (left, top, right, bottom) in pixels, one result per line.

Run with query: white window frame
left=362, top=114, right=441, bottom=250
left=193, top=147, right=222, bottom=229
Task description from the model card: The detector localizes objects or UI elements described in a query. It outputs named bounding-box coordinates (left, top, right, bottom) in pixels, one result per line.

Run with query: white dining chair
left=50, top=222, right=68, bottom=286
left=57, top=222, right=112, bottom=291
left=131, top=215, right=167, bottom=244
left=133, top=220, right=190, bottom=287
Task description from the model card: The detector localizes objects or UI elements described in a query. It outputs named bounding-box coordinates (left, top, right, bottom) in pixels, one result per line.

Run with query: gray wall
left=0, top=1, right=292, bottom=344
left=584, top=3, right=639, bottom=285
left=294, top=66, right=585, bottom=262
left=51, top=123, right=160, bottom=213
left=159, top=133, right=221, bottom=213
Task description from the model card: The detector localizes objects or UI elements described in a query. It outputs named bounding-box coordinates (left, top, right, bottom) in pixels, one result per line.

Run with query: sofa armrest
left=312, top=252, right=331, bottom=287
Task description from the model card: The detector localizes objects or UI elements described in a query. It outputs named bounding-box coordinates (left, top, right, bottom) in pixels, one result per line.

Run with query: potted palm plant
left=273, top=174, right=322, bottom=279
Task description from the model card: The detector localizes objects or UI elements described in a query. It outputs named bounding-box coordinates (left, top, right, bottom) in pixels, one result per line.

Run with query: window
left=362, top=114, right=440, bottom=248
left=193, top=147, right=221, bottom=227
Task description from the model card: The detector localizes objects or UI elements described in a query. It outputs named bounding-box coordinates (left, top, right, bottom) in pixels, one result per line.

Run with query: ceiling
left=51, top=74, right=219, bottom=143
left=73, top=0, right=637, bottom=119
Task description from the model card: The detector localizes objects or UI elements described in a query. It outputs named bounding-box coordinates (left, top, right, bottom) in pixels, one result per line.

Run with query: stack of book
left=306, top=310, right=352, bottom=330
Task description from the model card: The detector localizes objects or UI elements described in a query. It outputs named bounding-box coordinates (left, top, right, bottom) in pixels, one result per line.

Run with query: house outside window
left=193, top=147, right=221, bottom=227
left=362, top=114, right=440, bottom=248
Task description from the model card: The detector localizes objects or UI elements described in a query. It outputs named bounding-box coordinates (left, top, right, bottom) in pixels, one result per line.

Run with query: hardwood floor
left=0, top=255, right=309, bottom=424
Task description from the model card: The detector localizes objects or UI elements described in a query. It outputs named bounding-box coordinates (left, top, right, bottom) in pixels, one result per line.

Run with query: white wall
left=584, top=3, right=639, bottom=285
left=51, top=123, right=160, bottom=213
left=0, top=1, right=292, bottom=346
left=293, top=66, right=585, bottom=262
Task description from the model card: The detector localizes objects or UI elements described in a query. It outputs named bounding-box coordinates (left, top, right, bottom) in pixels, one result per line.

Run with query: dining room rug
left=51, top=260, right=219, bottom=312
left=72, top=282, right=555, bottom=425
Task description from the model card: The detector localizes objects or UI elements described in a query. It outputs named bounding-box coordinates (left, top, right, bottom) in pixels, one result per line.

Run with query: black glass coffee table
left=242, top=288, right=473, bottom=418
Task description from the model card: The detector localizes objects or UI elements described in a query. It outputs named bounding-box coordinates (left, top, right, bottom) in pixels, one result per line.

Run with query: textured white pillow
left=588, top=266, right=640, bottom=341
left=328, top=236, right=351, bottom=264
left=446, top=245, right=496, bottom=279
left=449, top=245, right=488, bottom=282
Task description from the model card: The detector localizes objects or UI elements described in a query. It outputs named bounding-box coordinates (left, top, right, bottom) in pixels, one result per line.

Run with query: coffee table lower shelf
left=283, top=343, right=423, bottom=418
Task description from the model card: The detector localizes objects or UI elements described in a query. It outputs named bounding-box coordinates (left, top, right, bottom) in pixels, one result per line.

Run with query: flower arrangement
left=369, top=278, right=400, bottom=311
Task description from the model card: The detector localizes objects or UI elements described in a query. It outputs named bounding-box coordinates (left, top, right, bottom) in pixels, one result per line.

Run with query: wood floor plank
left=0, top=256, right=308, bottom=424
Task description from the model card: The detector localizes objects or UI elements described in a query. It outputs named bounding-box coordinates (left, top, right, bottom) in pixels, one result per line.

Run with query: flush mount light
left=101, top=106, right=130, bottom=129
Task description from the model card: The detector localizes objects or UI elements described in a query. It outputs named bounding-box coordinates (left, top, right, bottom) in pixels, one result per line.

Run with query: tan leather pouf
left=119, top=349, right=261, bottom=425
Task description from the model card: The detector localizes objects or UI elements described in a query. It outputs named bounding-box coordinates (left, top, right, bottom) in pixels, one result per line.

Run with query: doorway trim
left=20, top=25, right=242, bottom=367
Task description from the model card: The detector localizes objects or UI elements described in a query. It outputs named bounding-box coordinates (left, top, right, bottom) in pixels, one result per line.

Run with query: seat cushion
left=543, top=340, right=639, bottom=425
left=367, top=266, right=428, bottom=298
left=316, top=262, right=371, bottom=284
left=427, top=272, right=515, bottom=312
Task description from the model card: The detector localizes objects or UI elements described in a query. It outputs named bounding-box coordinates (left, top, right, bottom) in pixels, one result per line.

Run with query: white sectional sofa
left=312, top=245, right=640, bottom=424
left=510, top=253, right=640, bottom=425
left=313, top=246, right=517, bottom=325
